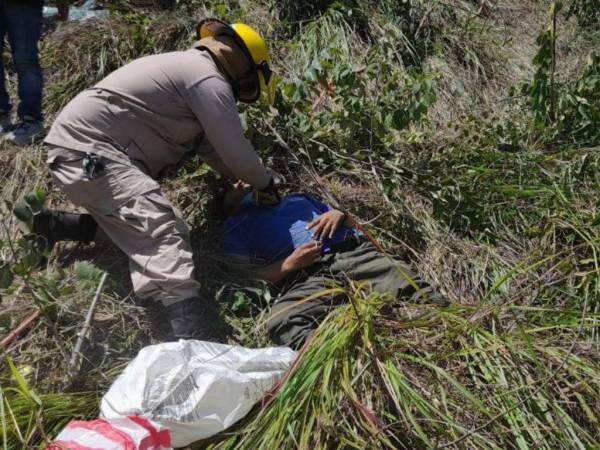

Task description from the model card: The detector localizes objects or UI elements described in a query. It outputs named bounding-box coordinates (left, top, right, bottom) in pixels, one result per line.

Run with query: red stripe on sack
left=48, top=439, right=102, bottom=450
left=65, top=420, right=138, bottom=450
left=128, top=416, right=171, bottom=449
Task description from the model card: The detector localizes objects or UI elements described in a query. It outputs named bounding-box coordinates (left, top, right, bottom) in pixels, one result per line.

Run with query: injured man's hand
left=255, top=242, right=323, bottom=284
left=307, top=209, right=346, bottom=240
left=282, top=242, right=323, bottom=272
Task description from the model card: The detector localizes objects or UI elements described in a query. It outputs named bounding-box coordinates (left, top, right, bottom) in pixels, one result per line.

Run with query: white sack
left=100, top=340, right=296, bottom=448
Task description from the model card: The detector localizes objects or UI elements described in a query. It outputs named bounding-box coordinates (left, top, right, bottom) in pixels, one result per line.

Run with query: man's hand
left=252, top=178, right=280, bottom=206
left=282, top=242, right=322, bottom=273
left=307, top=210, right=346, bottom=240
left=223, top=180, right=252, bottom=215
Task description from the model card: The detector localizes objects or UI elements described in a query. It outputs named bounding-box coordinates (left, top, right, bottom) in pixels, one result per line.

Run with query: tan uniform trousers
left=47, top=147, right=201, bottom=306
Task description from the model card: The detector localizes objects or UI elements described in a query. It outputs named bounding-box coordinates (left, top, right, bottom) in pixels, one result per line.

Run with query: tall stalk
left=549, top=1, right=560, bottom=122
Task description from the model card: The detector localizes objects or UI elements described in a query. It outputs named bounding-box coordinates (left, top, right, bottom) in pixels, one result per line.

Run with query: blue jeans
left=0, top=1, right=43, bottom=120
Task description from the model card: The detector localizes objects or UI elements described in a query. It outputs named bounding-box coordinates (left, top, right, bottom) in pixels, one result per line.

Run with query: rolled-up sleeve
left=186, top=76, right=270, bottom=189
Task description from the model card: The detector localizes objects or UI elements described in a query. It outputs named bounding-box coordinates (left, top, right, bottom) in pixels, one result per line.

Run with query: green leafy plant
left=555, top=53, right=600, bottom=143
left=255, top=8, right=437, bottom=173
left=516, top=1, right=600, bottom=145
left=566, top=0, right=600, bottom=27
left=0, top=190, right=69, bottom=360
left=0, top=190, right=49, bottom=292
left=523, top=1, right=562, bottom=127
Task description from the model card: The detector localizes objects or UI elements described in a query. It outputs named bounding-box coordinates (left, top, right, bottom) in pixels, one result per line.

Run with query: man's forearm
left=255, top=258, right=292, bottom=284
left=204, top=157, right=236, bottom=180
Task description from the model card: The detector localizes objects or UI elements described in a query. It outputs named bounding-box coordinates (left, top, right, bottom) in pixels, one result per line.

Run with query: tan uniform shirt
left=44, top=49, right=270, bottom=189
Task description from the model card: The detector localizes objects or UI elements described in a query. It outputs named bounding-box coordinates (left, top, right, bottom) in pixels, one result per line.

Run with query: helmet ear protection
left=198, top=18, right=272, bottom=103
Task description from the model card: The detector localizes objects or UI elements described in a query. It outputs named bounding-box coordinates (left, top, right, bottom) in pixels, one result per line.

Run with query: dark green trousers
left=267, top=242, right=444, bottom=350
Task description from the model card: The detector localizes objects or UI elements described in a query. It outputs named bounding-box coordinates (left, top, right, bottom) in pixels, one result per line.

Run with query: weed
left=566, top=0, right=600, bottom=28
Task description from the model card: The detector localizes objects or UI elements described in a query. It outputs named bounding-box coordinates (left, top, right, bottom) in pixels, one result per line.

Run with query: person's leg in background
left=3, top=0, right=44, bottom=145
left=0, top=1, right=12, bottom=133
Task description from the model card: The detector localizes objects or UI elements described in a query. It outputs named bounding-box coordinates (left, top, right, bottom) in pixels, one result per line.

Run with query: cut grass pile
left=205, top=289, right=600, bottom=449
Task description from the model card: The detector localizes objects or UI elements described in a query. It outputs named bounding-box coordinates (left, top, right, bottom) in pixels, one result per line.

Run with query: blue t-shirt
left=223, top=194, right=359, bottom=262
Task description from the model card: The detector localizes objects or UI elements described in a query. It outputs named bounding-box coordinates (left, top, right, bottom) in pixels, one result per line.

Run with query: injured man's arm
left=255, top=241, right=323, bottom=283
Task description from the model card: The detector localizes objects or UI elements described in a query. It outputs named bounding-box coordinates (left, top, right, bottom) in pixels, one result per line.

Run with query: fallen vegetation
left=1, top=0, right=599, bottom=448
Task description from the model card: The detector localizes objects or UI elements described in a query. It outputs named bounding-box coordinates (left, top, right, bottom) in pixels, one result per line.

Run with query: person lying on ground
left=221, top=181, right=447, bottom=350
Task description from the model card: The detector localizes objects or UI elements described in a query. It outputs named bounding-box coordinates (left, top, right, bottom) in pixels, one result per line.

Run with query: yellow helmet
left=198, top=18, right=272, bottom=103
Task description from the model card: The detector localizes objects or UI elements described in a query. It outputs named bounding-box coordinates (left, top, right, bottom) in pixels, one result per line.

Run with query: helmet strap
left=193, top=36, right=259, bottom=102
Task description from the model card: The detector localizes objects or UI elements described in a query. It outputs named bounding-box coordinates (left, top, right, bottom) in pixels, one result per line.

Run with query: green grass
left=202, top=290, right=600, bottom=449
left=1, top=387, right=98, bottom=450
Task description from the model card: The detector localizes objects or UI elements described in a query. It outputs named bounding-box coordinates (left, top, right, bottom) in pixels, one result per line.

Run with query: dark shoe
left=4, top=116, right=45, bottom=146
left=166, top=297, right=229, bottom=342
left=32, top=209, right=97, bottom=252
left=32, top=210, right=57, bottom=252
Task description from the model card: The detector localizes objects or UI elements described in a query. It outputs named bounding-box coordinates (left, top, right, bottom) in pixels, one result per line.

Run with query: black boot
left=166, top=297, right=229, bottom=342
left=33, top=210, right=98, bottom=251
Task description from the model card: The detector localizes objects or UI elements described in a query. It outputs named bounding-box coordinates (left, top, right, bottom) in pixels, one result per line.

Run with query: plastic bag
left=43, top=0, right=109, bottom=21
left=48, top=416, right=171, bottom=450
left=101, top=340, right=297, bottom=447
